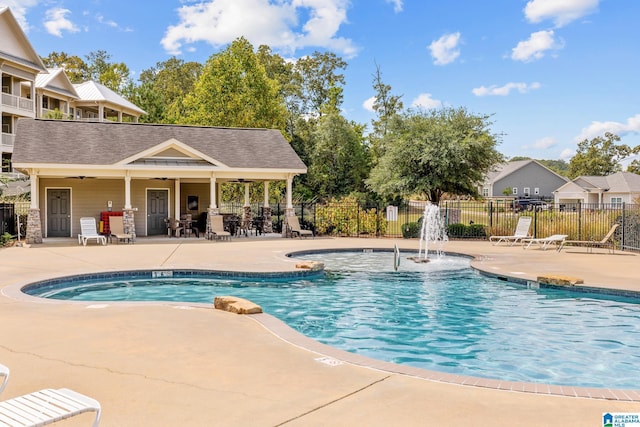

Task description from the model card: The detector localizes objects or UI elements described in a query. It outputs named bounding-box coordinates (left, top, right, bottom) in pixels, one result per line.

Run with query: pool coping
left=5, top=246, right=640, bottom=402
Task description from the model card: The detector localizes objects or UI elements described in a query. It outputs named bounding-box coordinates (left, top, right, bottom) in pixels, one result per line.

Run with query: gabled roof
left=36, top=69, right=79, bottom=99
left=73, top=81, right=147, bottom=115
left=0, top=7, right=47, bottom=73
left=570, top=172, right=640, bottom=193
left=484, top=159, right=568, bottom=183
left=12, top=119, right=307, bottom=172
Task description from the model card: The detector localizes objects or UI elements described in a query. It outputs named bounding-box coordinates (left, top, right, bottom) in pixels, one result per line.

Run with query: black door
left=147, top=189, right=168, bottom=235
left=47, top=189, right=71, bottom=237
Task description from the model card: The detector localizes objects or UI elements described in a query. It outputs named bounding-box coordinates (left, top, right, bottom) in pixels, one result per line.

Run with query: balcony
left=40, top=107, right=71, bottom=120
left=1, top=132, right=15, bottom=153
left=1, top=92, right=35, bottom=117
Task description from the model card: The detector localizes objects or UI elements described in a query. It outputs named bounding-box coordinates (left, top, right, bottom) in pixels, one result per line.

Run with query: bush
left=467, top=223, right=487, bottom=237
left=315, top=195, right=387, bottom=236
left=446, top=223, right=487, bottom=238
left=0, top=232, right=14, bottom=246
left=402, top=222, right=421, bottom=238
left=446, top=223, right=466, bottom=237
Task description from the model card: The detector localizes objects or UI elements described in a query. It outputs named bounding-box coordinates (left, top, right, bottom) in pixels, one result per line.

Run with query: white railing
left=41, top=108, right=71, bottom=119
left=1, top=133, right=15, bottom=151
left=1, top=92, right=34, bottom=112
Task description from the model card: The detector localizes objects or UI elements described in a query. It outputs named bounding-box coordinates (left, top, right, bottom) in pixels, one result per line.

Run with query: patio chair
left=559, top=224, right=619, bottom=253
left=286, top=216, right=313, bottom=238
left=207, top=215, right=231, bottom=241
left=78, top=217, right=106, bottom=246
left=0, top=363, right=8, bottom=394
left=0, top=388, right=101, bottom=426
left=489, top=216, right=532, bottom=246
left=167, top=218, right=184, bottom=238
left=522, top=234, right=568, bottom=251
left=108, top=216, right=133, bottom=244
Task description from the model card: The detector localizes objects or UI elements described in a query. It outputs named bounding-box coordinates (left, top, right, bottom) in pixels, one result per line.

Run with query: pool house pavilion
left=12, top=119, right=307, bottom=243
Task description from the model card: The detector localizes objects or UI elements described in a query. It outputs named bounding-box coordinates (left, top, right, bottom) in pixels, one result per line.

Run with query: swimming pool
left=23, top=250, right=640, bottom=389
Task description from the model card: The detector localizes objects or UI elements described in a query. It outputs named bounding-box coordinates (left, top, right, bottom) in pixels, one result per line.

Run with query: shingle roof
left=574, top=172, right=640, bottom=192
left=13, top=119, right=307, bottom=171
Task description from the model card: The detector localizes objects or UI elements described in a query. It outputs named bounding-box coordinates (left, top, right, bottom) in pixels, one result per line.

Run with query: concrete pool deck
left=0, top=236, right=639, bottom=426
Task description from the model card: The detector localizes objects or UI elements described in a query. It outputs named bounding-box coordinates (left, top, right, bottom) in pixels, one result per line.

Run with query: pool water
left=27, top=251, right=640, bottom=389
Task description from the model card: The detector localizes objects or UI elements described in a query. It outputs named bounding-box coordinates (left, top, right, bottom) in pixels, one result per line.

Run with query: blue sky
left=3, top=0, right=640, bottom=163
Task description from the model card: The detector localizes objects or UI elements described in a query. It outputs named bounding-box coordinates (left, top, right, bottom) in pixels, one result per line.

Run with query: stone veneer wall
left=262, top=206, right=273, bottom=233
left=123, top=209, right=136, bottom=241
left=26, top=208, right=43, bottom=244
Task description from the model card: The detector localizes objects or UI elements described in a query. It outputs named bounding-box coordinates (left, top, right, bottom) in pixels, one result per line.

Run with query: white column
left=98, top=104, right=104, bottom=122
left=124, top=175, right=132, bottom=209
left=286, top=175, right=293, bottom=209
left=174, top=179, right=181, bottom=218
left=209, top=175, right=217, bottom=209
left=30, top=171, right=38, bottom=209
left=263, top=181, right=269, bottom=207
left=117, top=111, right=123, bottom=122
left=244, top=183, right=250, bottom=206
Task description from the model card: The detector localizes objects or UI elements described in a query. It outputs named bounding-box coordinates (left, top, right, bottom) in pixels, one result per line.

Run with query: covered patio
left=12, top=118, right=307, bottom=243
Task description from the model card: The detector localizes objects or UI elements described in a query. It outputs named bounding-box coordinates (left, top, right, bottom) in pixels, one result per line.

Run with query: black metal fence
left=0, top=203, right=15, bottom=235
left=242, top=200, right=639, bottom=252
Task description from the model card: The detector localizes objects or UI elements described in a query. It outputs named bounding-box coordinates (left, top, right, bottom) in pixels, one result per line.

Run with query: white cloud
left=44, top=7, right=79, bottom=37
left=363, top=96, right=376, bottom=112
left=511, top=30, right=561, bottom=62
left=560, top=148, right=575, bottom=160
left=428, top=32, right=461, bottom=65
left=524, top=0, right=599, bottom=27
left=574, top=114, right=640, bottom=142
left=161, top=0, right=357, bottom=58
left=472, top=82, right=541, bottom=97
left=411, top=93, right=441, bottom=109
left=533, top=136, right=557, bottom=149
left=96, top=14, right=118, bottom=28
left=385, top=0, right=403, bottom=13
left=0, top=0, right=39, bottom=32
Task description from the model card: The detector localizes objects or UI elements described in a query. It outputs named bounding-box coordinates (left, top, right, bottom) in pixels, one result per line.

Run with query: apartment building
left=0, top=7, right=145, bottom=175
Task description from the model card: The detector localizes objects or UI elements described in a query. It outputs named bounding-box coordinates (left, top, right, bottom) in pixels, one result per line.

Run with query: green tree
left=367, top=107, right=504, bottom=204
left=41, top=51, right=89, bottom=82
left=133, top=57, right=202, bottom=123
left=295, top=51, right=347, bottom=116
left=182, top=37, right=286, bottom=130
left=369, top=64, right=403, bottom=165
left=568, top=132, right=639, bottom=178
left=627, top=159, right=640, bottom=175
left=85, top=50, right=132, bottom=94
left=307, top=113, right=369, bottom=199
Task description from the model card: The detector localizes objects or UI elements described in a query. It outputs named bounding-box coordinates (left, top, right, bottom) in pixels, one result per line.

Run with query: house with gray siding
left=479, top=160, right=569, bottom=200
left=554, top=172, right=640, bottom=205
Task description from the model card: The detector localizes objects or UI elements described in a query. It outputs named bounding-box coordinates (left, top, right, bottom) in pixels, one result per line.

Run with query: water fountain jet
left=408, top=202, right=448, bottom=263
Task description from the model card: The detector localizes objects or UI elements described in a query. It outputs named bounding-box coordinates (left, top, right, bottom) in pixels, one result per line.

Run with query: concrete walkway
left=0, top=237, right=639, bottom=426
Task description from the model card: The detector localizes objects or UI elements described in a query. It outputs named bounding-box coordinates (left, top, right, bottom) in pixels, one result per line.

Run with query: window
left=482, top=188, right=489, bottom=197
left=512, top=187, right=518, bottom=195
left=534, top=187, right=540, bottom=195
left=611, top=197, right=623, bottom=207
left=524, top=187, right=530, bottom=196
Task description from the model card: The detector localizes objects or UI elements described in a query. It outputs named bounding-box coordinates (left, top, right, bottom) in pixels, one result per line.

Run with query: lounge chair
left=286, top=216, right=313, bottom=238
left=108, top=216, right=133, bottom=244
left=78, top=217, right=106, bottom=246
left=0, top=388, right=101, bottom=426
left=522, top=234, right=568, bottom=251
left=0, top=363, right=8, bottom=394
left=559, top=224, right=619, bottom=253
left=207, top=215, right=231, bottom=241
left=489, top=216, right=532, bottom=246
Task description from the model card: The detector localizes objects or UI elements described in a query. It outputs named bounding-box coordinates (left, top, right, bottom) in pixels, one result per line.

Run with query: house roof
left=484, top=159, right=568, bottom=183
left=0, top=7, right=47, bottom=73
left=12, top=119, right=307, bottom=172
left=73, top=81, right=147, bottom=115
left=571, top=172, right=640, bottom=193
left=35, top=68, right=79, bottom=99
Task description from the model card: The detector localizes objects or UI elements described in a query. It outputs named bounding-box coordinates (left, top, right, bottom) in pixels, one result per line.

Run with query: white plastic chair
left=78, top=217, right=106, bottom=246
left=0, top=363, right=8, bottom=395
left=489, top=216, right=532, bottom=246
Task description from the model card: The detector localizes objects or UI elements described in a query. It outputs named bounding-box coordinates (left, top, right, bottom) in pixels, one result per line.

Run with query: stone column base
left=262, top=206, right=273, bottom=233
left=26, top=208, right=43, bottom=244
left=122, top=209, right=136, bottom=241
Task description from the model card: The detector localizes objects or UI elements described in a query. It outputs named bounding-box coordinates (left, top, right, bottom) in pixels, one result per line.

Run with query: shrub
left=402, top=222, right=421, bottom=238
left=467, top=223, right=487, bottom=237
left=446, top=223, right=467, bottom=237
left=315, top=195, right=387, bottom=236
left=0, top=232, right=13, bottom=246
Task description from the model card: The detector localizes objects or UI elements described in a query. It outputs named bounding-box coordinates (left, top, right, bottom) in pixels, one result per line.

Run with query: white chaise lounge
left=78, top=217, right=106, bottom=246
left=489, top=216, right=532, bottom=246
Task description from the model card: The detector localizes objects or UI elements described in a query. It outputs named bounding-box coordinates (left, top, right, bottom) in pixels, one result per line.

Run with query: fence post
left=444, top=201, right=449, bottom=225
left=488, top=201, right=493, bottom=228
left=621, top=202, right=626, bottom=251
left=533, top=207, right=538, bottom=238
left=577, top=201, right=582, bottom=240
